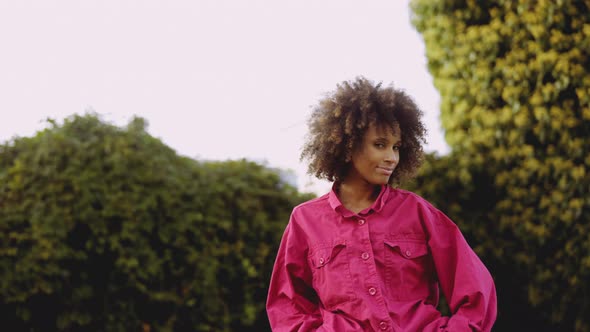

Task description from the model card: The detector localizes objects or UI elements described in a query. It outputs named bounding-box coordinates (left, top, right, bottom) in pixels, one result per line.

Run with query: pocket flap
left=384, top=239, right=428, bottom=259
left=310, top=240, right=346, bottom=268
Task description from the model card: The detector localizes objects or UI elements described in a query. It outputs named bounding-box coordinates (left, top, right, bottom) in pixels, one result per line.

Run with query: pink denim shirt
left=266, top=185, right=497, bottom=332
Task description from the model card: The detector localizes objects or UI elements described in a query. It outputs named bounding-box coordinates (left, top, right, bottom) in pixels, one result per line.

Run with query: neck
left=337, top=181, right=382, bottom=214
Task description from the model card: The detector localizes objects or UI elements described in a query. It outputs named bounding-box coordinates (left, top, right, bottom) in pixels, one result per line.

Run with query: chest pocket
left=384, top=239, right=435, bottom=301
left=309, top=239, right=355, bottom=309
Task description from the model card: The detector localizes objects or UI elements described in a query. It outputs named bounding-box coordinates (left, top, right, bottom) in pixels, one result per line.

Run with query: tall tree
left=410, top=0, right=590, bottom=330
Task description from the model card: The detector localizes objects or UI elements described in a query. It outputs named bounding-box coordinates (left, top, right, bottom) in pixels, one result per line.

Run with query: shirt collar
left=328, top=183, right=390, bottom=216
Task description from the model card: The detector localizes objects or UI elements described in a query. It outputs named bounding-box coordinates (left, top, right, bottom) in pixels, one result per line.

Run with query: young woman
left=266, top=77, right=497, bottom=331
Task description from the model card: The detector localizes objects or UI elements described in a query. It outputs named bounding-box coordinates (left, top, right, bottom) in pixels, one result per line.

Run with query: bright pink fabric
left=266, top=185, right=496, bottom=332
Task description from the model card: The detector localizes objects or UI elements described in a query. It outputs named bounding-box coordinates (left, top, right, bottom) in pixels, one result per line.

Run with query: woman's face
left=345, top=123, right=402, bottom=186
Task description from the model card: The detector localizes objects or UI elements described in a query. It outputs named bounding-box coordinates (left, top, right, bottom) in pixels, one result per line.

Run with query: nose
left=384, top=150, right=399, bottom=164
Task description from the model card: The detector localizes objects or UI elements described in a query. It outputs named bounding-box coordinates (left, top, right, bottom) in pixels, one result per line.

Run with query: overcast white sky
left=0, top=0, right=448, bottom=195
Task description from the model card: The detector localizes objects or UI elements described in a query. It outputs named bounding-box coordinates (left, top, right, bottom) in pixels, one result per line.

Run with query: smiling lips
left=377, top=166, right=394, bottom=175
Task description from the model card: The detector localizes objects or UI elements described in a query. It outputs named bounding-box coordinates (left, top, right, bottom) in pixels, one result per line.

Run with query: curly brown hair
left=300, top=76, right=427, bottom=186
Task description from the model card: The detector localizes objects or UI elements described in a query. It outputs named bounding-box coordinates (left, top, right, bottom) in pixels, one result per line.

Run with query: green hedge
left=0, top=114, right=312, bottom=331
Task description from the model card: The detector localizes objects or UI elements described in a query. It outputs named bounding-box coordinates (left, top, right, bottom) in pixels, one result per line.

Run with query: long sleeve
left=423, top=208, right=497, bottom=332
left=266, top=217, right=324, bottom=332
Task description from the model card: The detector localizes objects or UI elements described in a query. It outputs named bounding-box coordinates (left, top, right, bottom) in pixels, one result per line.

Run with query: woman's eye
left=375, top=143, right=385, bottom=148
left=393, top=145, right=401, bottom=151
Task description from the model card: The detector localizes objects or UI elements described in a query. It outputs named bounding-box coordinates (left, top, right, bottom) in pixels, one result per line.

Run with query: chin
left=372, top=178, right=389, bottom=186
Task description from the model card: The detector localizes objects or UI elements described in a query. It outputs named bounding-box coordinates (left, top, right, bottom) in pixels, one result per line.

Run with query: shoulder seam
left=293, top=193, right=329, bottom=211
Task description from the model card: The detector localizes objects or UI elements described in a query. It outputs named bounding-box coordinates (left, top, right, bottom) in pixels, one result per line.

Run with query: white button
left=405, top=250, right=412, bottom=257
left=361, top=252, right=370, bottom=260
left=368, top=287, right=377, bottom=295
left=358, top=219, right=365, bottom=225
left=319, top=257, right=324, bottom=265
left=379, top=321, right=388, bottom=330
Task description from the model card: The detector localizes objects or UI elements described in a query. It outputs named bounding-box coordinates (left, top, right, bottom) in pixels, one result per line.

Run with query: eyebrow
left=374, top=137, right=403, bottom=145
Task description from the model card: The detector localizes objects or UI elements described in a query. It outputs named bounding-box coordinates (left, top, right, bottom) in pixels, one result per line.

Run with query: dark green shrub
left=0, top=114, right=311, bottom=331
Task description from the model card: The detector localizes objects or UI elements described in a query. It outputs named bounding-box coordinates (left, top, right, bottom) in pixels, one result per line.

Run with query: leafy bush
left=0, top=114, right=311, bottom=331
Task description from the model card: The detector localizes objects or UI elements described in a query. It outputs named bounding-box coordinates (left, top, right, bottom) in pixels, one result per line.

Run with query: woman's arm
left=267, top=218, right=324, bottom=332
left=424, top=207, right=497, bottom=332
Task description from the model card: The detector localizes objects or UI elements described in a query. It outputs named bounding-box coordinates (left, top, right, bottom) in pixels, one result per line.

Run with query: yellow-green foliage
left=0, top=114, right=311, bottom=331
left=411, top=0, right=590, bottom=330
